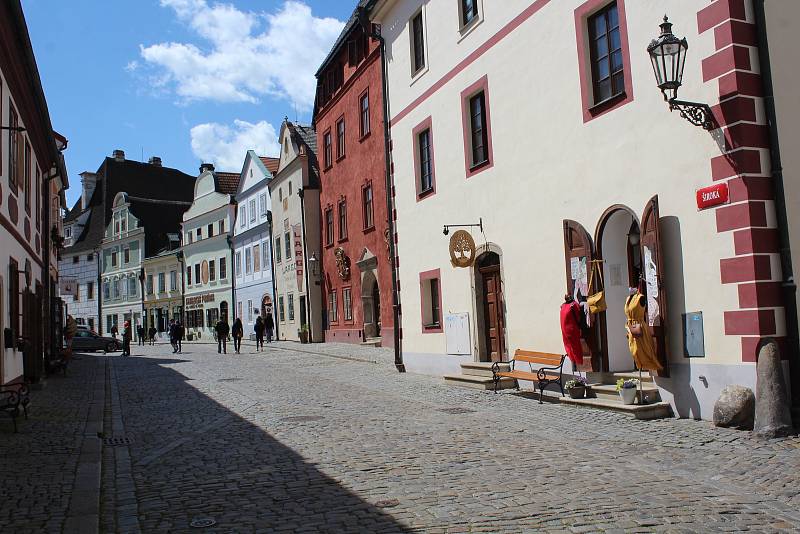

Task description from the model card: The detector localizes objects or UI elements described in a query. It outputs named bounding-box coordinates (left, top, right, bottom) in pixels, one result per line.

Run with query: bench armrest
left=535, top=362, right=564, bottom=381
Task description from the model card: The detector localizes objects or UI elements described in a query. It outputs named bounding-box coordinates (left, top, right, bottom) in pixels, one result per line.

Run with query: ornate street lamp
left=648, top=16, right=715, bottom=130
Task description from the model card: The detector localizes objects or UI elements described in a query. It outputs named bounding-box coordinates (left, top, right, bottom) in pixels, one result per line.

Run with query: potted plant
left=565, top=376, right=588, bottom=399
left=616, top=378, right=640, bottom=405
left=298, top=324, right=309, bottom=344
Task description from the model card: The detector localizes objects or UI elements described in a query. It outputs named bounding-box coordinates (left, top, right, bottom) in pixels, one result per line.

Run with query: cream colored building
left=269, top=121, right=323, bottom=342
left=143, top=249, right=183, bottom=335
left=369, top=0, right=791, bottom=419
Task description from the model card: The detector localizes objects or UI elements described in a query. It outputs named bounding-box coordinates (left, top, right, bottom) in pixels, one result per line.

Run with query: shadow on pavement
left=111, top=354, right=412, bottom=533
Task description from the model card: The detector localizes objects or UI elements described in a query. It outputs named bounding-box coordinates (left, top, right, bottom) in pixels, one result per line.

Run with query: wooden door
left=641, top=196, right=670, bottom=377
left=480, top=266, right=505, bottom=362
left=562, top=220, right=600, bottom=371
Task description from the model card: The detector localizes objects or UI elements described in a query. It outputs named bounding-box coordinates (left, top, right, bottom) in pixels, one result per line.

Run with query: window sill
left=336, top=155, right=346, bottom=163
left=423, top=323, right=442, bottom=334
left=457, top=16, right=482, bottom=42
left=358, top=131, right=371, bottom=143
left=469, top=159, right=490, bottom=172
left=417, top=187, right=435, bottom=200
left=588, top=91, right=627, bottom=116
left=323, top=164, right=333, bottom=172
left=337, top=237, right=349, bottom=244
left=410, top=65, right=429, bottom=87
left=363, top=225, right=376, bottom=234
left=324, top=242, right=334, bottom=249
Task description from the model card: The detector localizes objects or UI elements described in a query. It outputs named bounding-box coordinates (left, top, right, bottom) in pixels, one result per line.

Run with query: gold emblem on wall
left=334, top=247, right=351, bottom=280
left=201, top=260, right=209, bottom=284
left=449, top=230, right=476, bottom=268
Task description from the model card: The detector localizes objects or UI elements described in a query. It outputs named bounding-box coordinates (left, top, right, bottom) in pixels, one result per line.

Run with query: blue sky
left=22, top=0, right=353, bottom=208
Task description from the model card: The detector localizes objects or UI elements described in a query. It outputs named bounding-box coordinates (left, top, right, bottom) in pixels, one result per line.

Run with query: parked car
left=71, top=330, right=121, bottom=353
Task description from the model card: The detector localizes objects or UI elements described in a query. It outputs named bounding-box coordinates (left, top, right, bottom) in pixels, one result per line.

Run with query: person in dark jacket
left=232, top=318, right=244, bottom=354
left=168, top=320, right=178, bottom=353
left=175, top=321, right=184, bottom=353
left=137, top=324, right=145, bottom=346
left=215, top=319, right=230, bottom=354
left=265, top=313, right=275, bottom=343
left=148, top=326, right=157, bottom=346
left=254, top=316, right=265, bottom=351
left=121, top=320, right=132, bottom=357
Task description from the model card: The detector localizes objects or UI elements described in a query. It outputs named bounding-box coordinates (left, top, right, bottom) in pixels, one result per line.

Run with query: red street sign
left=696, top=183, right=729, bottom=210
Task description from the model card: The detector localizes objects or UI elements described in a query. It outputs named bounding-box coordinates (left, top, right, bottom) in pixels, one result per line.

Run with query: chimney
left=79, top=172, right=98, bottom=211
left=148, top=156, right=162, bottom=167
left=199, top=162, right=215, bottom=173
left=112, top=149, right=125, bottom=161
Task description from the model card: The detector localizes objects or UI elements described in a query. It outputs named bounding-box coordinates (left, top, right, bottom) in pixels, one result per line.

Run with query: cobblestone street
left=3, top=341, right=800, bottom=533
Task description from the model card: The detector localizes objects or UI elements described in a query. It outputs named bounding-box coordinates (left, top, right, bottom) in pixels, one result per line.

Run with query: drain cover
left=103, top=437, right=133, bottom=446
left=438, top=407, right=476, bottom=415
left=280, top=415, right=324, bottom=423
left=189, top=517, right=216, bottom=528
left=374, top=499, right=400, bottom=508
left=217, top=378, right=242, bottom=382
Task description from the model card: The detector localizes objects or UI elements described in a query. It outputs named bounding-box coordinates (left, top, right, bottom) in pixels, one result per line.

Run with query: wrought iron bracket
left=443, top=217, right=483, bottom=236
left=668, top=98, right=716, bottom=130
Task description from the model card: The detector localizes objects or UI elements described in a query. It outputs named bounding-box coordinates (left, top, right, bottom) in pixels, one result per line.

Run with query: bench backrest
left=514, top=350, right=565, bottom=367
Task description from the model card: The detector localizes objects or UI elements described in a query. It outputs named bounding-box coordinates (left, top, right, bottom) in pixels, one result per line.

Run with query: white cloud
left=189, top=119, right=280, bottom=171
left=138, top=0, right=345, bottom=111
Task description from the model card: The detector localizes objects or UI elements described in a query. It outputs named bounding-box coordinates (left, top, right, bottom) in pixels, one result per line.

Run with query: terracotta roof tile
left=215, top=172, right=241, bottom=195
left=259, top=156, right=280, bottom=175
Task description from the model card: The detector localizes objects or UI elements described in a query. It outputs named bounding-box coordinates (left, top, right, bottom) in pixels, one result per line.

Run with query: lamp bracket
left=668, top=98, right=716, bottom=130
left=443, top=218, right=483, bottom=236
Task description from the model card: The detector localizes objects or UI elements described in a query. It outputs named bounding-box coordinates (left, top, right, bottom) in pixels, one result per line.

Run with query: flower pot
left=567, top=385, right=586, bottom=399
left=299, top=331, right=309, bottom=344
left=619, top=387, right=637, bottom=405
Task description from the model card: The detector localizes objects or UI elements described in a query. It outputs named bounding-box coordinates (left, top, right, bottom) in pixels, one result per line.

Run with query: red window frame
left=413, top=116, right=436, bottom=200
left=362, top=182, right=374, bottom=231
left=338, top=198, right=348, bottom=241
left=359, top=90, right=370, bottom=138
left=574, top=0, right=633, bottom=122
left=336, top=117, right=346, bottom=160
left=323, top=130, right=333, bottom=169
left=460, top=76, right=494, bottom=178
left=324, top=206, right=334, bottom=247
left=419, top=269, right=443, bottom=333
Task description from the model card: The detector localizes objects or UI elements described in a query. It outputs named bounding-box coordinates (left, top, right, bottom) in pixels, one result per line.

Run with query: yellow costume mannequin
left=624, top=292, right=662, bottom=372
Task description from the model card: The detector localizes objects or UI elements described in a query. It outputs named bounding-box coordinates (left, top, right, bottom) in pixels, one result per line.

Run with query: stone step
left=460, top=361, right=510, bottom=378
left=361, top=337, right=382, bottom=347
left=443, top=374, right=516, bottom=391
left=560, top=396, right=673, bottom=420
left=589, top=383, right=661, bottom=404
left=589, top=370, right=655, bottom=384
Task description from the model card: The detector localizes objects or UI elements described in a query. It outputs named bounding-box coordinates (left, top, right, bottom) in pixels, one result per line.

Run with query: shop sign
left=696, top=183, right=729, bottom=210
left=293, top=224, right=304, bottom=292
left=60, top=277, right=78, bottom=298
left=449, top=230, right=476, bottom=268
left=185, top=293, right=215, bottom=309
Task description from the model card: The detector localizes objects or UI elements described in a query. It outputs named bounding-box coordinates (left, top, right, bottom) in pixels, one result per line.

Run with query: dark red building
left=313, top=8, right=392, bottom=347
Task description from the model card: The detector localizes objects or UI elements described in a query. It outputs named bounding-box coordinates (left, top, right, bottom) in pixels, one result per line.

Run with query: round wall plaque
left=449, top=230, right=476, bottom=268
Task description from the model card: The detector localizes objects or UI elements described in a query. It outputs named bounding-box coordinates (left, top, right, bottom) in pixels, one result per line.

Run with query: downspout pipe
left=753, top=0, right=800, bottom=408
left=298, top=187, right=314, bottom=342
left=267, top=211, right=279, bottom=341
left=359, top=7, right=405, bottom=373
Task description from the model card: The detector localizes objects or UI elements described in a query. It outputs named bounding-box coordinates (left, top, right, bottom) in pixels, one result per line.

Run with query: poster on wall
left=570, top=256, right=588, bottom=297
left=644, top=246, right=660, bottom=327
left=445, top=313, right=471, bottom=355
left=60, top=278, right=78, bottom=299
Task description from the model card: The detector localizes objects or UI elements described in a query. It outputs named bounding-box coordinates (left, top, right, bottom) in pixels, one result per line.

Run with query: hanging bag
left=586, top=261, right=607, bottom=314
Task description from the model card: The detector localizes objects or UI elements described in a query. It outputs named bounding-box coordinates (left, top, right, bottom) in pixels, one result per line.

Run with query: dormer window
left=64, top=226, right=72, bottom=239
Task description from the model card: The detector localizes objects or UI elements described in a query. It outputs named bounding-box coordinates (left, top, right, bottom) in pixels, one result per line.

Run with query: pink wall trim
left=412, top=116, right=436, bottom=201
left=574, top=0, right=634, bottom=123
left=390, top=0, right=552, bottom=126
left=419, top=268, right=443, bottom=334
left=460, top=75, right=494, bottom=178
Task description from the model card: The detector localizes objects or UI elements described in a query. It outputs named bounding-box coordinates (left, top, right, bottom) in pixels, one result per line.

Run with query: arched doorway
left=595, top=206, right=641, bottom=373
left=474, top=250, right=506, bottom=362
left=361, top=269, right=379, bottom=339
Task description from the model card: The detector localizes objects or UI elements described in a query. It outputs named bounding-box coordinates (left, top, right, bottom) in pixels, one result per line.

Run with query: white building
left=1, top=1, right=69, bottom=385
left=369, top=0, right=793, bottom=419
left=269, top=121, right=323, bottom=342
left=233, top=151, right=279, bottom=337
left=181, top=164, right=239, bottom=340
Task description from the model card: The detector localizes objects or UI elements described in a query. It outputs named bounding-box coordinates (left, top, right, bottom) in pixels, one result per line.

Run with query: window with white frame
left=170, top=270, right=177, bottom=291
left=240, top=206, right=246, bottom=228
left=288, top=293, right=295, bottom=321
left=245, top=247, right=252, bottom=275
left=259, top=193, right=267, bottom=216
left=249, top=199, right=256, bottom=222
left=410, top=9, right=426, bottom=74
left=247, top=299, right=253, bottom=322
left=235, top=251, right=242, bottom=276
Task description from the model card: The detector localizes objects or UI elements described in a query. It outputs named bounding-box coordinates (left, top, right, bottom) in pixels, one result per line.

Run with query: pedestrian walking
left=137, top=324, right=145, bottom=346
left=148, top=326, right=157, bottom=346
left=215, top=318, right=229, bottom=354
left=176, top=321, right=184, bottom=353
left=254, top=316, right=265, bottom=351
left=169, top=320, right=178, bottom=353
left=110, top=323, right=118, bottom=340
left=232, top=318, right=243, bottom=354
left=265, top=312, right=274, bottom=344
left=121, top=320, right=132, bottom=356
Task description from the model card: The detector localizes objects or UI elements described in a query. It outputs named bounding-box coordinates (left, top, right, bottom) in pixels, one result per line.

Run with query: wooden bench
left=1, top=383, right=30, bottom=433
left=491, top=350, right=566, bottom=403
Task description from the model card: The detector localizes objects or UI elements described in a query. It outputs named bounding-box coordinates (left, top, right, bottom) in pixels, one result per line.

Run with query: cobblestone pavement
left=4, top=342, right=800, bottom=533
